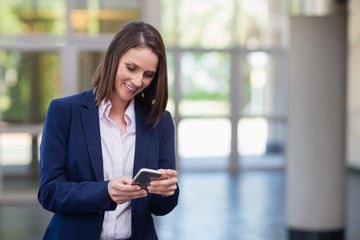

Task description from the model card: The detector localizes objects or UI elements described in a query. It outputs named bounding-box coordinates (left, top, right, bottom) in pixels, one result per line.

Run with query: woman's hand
left=108, top=176, right=147, bottom=204
left=147, top=169, right=178, bottom=197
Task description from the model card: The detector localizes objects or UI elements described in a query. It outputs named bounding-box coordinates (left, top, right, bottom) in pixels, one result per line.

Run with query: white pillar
left=141, top=0, right=161, bottom=30
left=347, top=0, right=360, bottom=169
left=61, top=45, right=79, bottom=96
left=287, top=12, right=347, bottom=240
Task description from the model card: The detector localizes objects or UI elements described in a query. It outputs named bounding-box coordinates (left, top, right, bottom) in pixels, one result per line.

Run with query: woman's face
left=113, top=47, right=158, bottom=104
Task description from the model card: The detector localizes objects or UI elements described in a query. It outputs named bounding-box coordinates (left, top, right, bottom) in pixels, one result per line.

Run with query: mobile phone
left=132, top=168, right=162, bottom=189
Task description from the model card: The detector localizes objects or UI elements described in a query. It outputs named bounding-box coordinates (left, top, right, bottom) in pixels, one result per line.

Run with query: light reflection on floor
left=155, top=171, right=286, bottom=240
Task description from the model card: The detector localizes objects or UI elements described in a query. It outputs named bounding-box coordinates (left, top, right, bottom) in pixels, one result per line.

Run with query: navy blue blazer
left=38, top=89, right=179, bottom=240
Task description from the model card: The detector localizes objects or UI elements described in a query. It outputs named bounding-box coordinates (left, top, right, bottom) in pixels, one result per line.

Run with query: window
left=0, top=0, right=66, bottom=35
left=179, top=51, right=230, bottom=117
left=0, top=50, right=60, bottom=123
left=72, top=0, right=141, bottom=35
left=163, top=0, right=288, bottom=170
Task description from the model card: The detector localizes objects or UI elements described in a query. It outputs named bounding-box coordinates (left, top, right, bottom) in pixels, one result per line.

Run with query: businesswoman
left=38, top=21, right=179, bottom=240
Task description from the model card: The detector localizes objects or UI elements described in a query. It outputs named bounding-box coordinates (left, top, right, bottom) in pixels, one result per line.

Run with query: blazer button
left=98, top=211, right=104, bottom=214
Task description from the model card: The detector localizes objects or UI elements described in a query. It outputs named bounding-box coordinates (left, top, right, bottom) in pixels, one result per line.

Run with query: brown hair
left=92, top=21, right=168, bottom=126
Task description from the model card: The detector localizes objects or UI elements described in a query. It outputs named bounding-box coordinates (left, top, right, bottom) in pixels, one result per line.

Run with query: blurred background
left=0, top=0, right=359, bottom=239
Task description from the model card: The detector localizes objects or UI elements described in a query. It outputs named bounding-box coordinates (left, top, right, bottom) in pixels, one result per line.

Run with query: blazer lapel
left=133, top=101, right=152, bottom=177
left=80, top=90, right=104, bottom=181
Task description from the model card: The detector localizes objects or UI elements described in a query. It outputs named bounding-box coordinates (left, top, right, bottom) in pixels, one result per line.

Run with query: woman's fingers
left=147, top=169, right=178, bottom=196
left=108, top=177, right=148, bottom=204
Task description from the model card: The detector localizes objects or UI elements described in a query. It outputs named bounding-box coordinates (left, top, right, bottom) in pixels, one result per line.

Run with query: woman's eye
left=125, top=63, right=136, bottom=71
left=127, top=66, right=135, bottom=72
left=145, top=72, right=155, bottom=78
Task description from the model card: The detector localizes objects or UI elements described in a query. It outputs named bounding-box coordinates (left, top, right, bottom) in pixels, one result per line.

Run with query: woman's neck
left=109, top=94, right=131, bottom=135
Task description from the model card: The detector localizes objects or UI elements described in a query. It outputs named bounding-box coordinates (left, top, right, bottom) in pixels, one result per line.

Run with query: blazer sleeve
left=38, top=100, right=116, bottom=214
left=149, top=111, right=180, bottom=216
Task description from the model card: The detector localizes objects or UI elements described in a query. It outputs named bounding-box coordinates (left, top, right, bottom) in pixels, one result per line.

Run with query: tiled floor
left=0, top=170, right=359, bottom=240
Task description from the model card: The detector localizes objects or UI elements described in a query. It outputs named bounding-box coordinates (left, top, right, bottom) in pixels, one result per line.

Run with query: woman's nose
left=132, top=74, right=143, bottom=87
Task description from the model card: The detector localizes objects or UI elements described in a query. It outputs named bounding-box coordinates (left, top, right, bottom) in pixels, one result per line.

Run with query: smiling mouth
left=124, top=83, right=137, bottom=91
